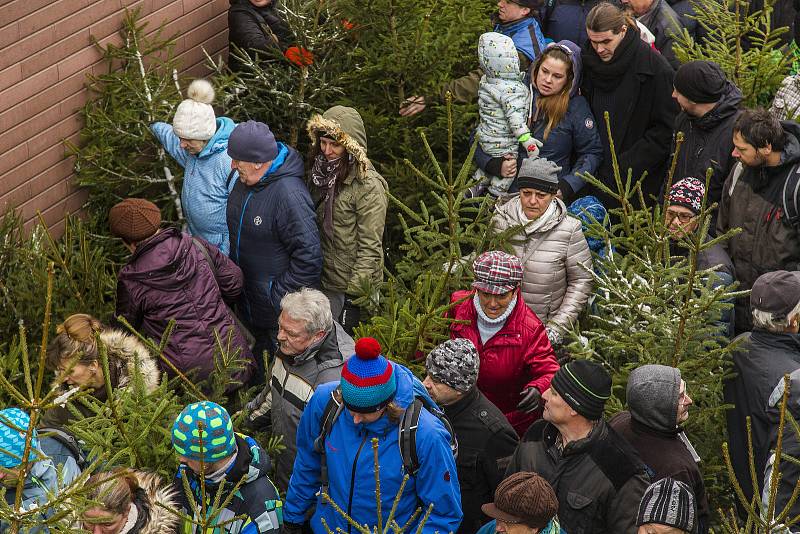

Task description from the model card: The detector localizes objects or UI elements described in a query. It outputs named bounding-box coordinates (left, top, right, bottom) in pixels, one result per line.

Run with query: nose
left=422, top=376, right=433, bottom=391
left=685, top=393, right=693, bottom=406
left=671, top=88, right=678, bottom=99
left=732, top=147, right=740, bottom=158
left=352, top=414, right=363, bottom=424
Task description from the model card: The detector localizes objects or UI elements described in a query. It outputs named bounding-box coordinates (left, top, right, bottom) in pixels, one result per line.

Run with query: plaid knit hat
left=426, top=339, right=480, bottom=393
left=472, top=251, right=523, bottom=295
left=109, top=198, right=161, bottom=243
left=637, top=478, right=697, bottom=532
left=341, top=338, right=397, bottom=413
left=668, top=177, right=706, bottom=215
left=0, top=408, right=39, bottom=469
left=550, top=360, right=611, bottom=420
left=172, top=401, right=237, bottom=463
left=482, top=472, right=559, bottom=528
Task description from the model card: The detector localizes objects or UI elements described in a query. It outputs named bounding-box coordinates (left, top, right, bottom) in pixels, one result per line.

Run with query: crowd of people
left=5, top=0, right=800, bottom=532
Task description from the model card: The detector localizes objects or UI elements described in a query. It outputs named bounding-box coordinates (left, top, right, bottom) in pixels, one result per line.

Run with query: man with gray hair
left=423, top=338, right=519, bottom=534
left=724, top=270, right=800, bottom=504
left=246, top=287, right=353, bottom=491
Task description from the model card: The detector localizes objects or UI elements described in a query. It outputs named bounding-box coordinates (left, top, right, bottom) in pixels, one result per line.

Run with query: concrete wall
left=0, top=0, right=230, bottom=234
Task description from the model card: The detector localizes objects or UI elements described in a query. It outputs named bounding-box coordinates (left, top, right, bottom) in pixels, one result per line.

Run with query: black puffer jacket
left=638, top=0, right=684, bottom=70
left=444, top=387, right=519, bottom=534
left=672, top=81, right=742, bottom=231
left=506, top=419, right=650, bottom=534
left=228, top=0, right=293, bottom=71
left=717, top=121, right=800, bottom=333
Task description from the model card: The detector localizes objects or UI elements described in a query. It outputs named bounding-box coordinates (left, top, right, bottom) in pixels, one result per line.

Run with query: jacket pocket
left=565, top=491, right=597, bottom=534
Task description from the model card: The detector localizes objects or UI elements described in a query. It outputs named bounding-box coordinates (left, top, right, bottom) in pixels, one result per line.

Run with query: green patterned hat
left=171, top=401, right=236, bottom=462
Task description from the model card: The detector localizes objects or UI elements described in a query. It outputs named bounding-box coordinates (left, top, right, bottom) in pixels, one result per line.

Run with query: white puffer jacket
left=492, top=195, right=593, bottom=333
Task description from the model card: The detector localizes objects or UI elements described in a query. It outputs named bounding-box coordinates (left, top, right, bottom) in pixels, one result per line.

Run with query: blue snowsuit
left=151, top=117, right=237, bottom=254
left=284, top=365, right=463, bottom=533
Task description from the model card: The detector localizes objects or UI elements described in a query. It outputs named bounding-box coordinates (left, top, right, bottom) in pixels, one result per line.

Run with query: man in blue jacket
left=284, top=337, right=463, bottom=534
left=226, top=120, right=322, bottom=366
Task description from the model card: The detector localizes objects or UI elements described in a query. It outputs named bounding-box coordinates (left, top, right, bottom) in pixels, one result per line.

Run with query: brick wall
left=0, top=0, right=230, bottom=234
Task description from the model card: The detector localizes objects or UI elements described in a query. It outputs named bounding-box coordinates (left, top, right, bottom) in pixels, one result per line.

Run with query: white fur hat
left=172, top=79, right=216, bottom=141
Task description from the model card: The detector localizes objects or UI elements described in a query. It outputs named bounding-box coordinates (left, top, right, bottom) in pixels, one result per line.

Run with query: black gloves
left=516, top=387, right=542, bottom=413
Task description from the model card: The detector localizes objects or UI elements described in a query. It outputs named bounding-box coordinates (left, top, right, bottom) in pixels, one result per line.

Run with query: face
left=57, top=358, right=103, bottom=389
left=477, top=289, right=516, bottom=319
left=319, top=137, right=347, bottom=162
left=277, top=313, right=324, bottom=356
left=671, top=88, right=698, bottom=117
left=732, top=131, right=769, bottom=168
left=82, top=507, right=129, bottom=534
left=622, top=0, right=653, bottom=15
left=587, top=27, right=627, bottom=62
left=495, top=519, right=538, bottom=533
left=542, top=387, right=574, bottom=424
left=638, top=524, right=686, bottom=534
left=519, top=188, right=557, bottom=220
left=665, top=205, right=698, bottom=237
left=676, top=380, right=692, bottom=424
left=536, top=56, right=570, bottom=97
left=497, top=0, right=531, bottom=23
left=248, top=0, right=273, bottom=5
left=422, top=375, right=463, bottom=406
left=231, top=160, right=269, bottom=186
left=350, top=408, right=386, bottom=425
left=179, top=455, right=229, bottom=476
left=179, top=138, right=207, bottom=155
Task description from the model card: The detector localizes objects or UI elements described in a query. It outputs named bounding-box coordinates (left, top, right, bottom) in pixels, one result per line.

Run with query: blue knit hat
left=228, top=120, right=279, bottom=163
left=172, top=401, right=236, bottom=462
left=341, top=338, right=397, bottom=413
left=0, top=408, right=39, bottom=468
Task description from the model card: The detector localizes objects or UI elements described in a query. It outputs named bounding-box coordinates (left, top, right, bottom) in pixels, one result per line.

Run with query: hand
left=282, top=522, right=304, bottom=534
left=400, top=96, right=426, bottom=116
left=521, top=137, right=543, bottom=158
left=516, top=387, right=542, bottom=413
left=545, top=326, right=562, bottom=347
left=500, top=154, right=517, bottom=178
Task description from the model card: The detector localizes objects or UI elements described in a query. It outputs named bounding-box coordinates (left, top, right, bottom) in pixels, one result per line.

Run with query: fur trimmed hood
left=307, top=106, right=370, bottom=176
left=99, top=329, right=161, bottom=394
left=133, top=471, right=181, bottom=534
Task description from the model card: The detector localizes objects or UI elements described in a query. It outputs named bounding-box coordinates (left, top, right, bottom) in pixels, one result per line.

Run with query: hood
left=779, top=121, right=800, bottom=167
left=306, top=106, right=370, bottom=176
left=543, top=40, right=583, bottom=97
left=121, top=227, right=199, bottom=290
left=768, top=367, right=800, bottom=419
left=627, top=364, right=681, bottom=432
left=198, top=117, right=236, bottom=158
left=478, top=32, right=523, bottom=82
left=133, top=470, right=180, bottom=534
left=691, top=82, right=742, bottom=130
left=356, top=363, right=423, bottom=435
left=494, top=194, right=567, bottom=234
left=99, top=329, right=160, bottom=393
left=253, top=143, right=304, bottom=188
left=567, top=195, right=608, bottom=254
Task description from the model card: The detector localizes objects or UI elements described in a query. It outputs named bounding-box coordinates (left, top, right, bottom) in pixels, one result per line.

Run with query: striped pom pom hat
left=340, top=337, right=397, bottom=413
left=171, top=401, right=237, bottom=462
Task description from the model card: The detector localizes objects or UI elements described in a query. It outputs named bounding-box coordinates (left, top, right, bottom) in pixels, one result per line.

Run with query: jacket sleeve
left=115, top=279, right=143, bottom=330
left=415, top=415, right=464, bottom=534
left=228, top=5, right=279, bottom=53
left=481, top=425, right=520, bottom=498
left=436, top=69, right=482, bottom=104
left=345, top=174, right=388, bottom=296
left=500, top=90, right=533, bottom=141
left=270, top=185, right=323, bottom=309
left=150, top=122, right=189, bottom=168
left=548, top=221, right=594, bottom=332
left=524, top=321, right=560, bottom=393
left=195, top=236, right=244, bottom=302
left=606, top=471, right=650, bottom=534
left=561, top=98, right=603, bottom=194
left=716, top=167, right=735, bottom=249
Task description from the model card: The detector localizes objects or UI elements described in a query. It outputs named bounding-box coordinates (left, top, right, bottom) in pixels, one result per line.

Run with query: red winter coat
left=449, top=290, right=559, bottom=436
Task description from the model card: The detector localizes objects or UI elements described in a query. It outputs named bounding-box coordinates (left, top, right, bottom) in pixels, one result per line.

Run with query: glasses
left=665, top=209, right=695, bottom=224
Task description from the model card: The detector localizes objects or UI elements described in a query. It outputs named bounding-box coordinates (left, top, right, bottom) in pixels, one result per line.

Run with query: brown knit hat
left=481, top=472, right=559, bottom=528
left=108, top=198, right=161, bottom=243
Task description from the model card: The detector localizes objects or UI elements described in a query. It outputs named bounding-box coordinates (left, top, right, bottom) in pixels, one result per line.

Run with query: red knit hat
left=109, top=198, right=161, bottom=243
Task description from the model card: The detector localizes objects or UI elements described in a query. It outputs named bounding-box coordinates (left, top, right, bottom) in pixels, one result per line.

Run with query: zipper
left=347, top=431, right=369, bottom=534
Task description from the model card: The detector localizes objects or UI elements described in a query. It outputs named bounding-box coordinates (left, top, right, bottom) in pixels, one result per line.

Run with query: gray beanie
left=637, top=478, right=696, bottom=532
left=426, top=339, right=480, bottom=392
left=627, top=364, right=681, bottom=432
left=516, top=158, right=561, bottom=194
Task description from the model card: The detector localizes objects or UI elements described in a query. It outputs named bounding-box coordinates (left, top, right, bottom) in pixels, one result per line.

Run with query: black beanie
left=673, top=61, right=727, bottom=104
left=550, top=360, right=611, bottom=420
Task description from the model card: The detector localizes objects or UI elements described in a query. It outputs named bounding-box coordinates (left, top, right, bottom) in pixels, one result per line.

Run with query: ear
left=761, top=143, right=774, bottom=156
left=521, top=6, right=531, bottom=16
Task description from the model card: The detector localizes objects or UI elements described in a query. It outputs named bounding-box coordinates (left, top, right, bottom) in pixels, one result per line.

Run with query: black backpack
left=38, top=426, right=88, bottom=471
left=782, top=164, right=800, bottom=229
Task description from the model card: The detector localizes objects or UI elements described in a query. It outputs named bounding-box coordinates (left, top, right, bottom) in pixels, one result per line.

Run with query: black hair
left=733, top=108, right=785, bottom=151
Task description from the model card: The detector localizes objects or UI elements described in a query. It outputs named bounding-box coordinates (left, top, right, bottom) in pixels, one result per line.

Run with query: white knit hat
left=172, top=79, right=216, bottom=141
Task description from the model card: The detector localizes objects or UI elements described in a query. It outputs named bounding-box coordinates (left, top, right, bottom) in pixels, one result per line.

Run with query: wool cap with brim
left=516, top=157, right=561, bottom=194
left=750, top=270, right=800, bottom=320
left=472, top=250, right=523, bottom=295
left=481, top=472, right=558, bottom=528
left=0, top=408, right=39, bottom=469
left=228, top=120, right=279, bottom=163
left=550, top=360, right=611, bottom=420
left=109, top=198, right=161, bottom=243
left=674, top=60, right=727, bottom=104
left=637, top=478, right=696, bottom=532
left=172, top=401, right=237, bottom=463
left=341, top=337, right=397, bottom=413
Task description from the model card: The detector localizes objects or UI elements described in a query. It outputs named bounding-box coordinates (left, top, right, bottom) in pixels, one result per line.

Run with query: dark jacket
left=228, top=0, right=293, bottom=72
left=724, top=331, right=800, bottom=503
left=582, top=28, right=678, bottom=208
left=717, top=121, right=800, bottom=333
left=507, top=419, right=650, bottom=533
left=174, top=434, right=283, bottom=533
left=667, top=0, right=702, bottom=42
left=638, top=0, right=685, bottom=70
left=115, top=227, right=255, bottom=386
left=444, top=387, right=520, bottom=534
left=226, top=143, right=322, bottom=332
left=671, top=81, right=742, bottom=231
left=538, top=0, right=602, bottom=48
left=475, top=39, right=603, bottom=200
left=763, top=368, right=800, bottom=525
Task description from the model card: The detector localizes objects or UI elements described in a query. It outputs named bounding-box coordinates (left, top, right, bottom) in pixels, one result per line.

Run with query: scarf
left=204, top=451, right=237, bottom=484
left=474, top=293, right=517, bottom=344
left=117, top=502, right=139, bottom=534
left=311, top=153, right=349, bottom=238
left=581, top=27, right=641, bottom=92
left=518, top=198, right=558, bottom=234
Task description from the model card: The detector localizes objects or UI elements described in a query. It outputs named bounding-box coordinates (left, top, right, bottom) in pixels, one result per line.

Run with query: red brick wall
left=0, top=0, right=230, bottom=234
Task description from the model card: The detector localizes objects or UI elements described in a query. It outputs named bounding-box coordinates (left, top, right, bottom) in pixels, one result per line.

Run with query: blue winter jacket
left=475, top=40, right=602, bottom=195
left=151, top=117, right=237, bottom=254
left=284, top=365, right=463, bottom=534
left=226, top=143, right=322, bottom=331
left=494, top=17, right=546, bottom=64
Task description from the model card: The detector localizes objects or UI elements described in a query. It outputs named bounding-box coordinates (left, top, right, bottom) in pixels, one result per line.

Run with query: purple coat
left=115, top=227, right=255, bottom=387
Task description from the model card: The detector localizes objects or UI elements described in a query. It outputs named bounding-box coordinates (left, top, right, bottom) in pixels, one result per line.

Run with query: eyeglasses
left=665, top=209, right=695, bottom=224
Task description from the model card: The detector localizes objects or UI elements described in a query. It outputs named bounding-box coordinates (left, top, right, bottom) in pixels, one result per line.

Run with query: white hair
left=280, top=288, right=334, bottom=334
left=752, top=299, right=800, bottom=333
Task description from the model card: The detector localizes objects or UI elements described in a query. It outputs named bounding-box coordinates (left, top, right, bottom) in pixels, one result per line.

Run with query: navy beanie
left=228, top=120, right=279, bottom=162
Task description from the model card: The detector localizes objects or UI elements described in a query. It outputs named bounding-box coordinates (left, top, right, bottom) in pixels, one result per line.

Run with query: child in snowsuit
left=475, top=32, right=541, bottom=198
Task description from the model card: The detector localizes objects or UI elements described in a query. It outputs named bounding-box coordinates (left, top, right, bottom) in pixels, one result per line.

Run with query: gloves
left=516, top=387, right=542, bottom=413
left=282, top=522, right=304, bottom=534
left=519, top=134, right=543, bottom=158
left=546, top=326, right=562, bottom=347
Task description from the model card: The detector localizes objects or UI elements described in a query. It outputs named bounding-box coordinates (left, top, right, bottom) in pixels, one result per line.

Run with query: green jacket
left=307, top=106, right=388, bottom=296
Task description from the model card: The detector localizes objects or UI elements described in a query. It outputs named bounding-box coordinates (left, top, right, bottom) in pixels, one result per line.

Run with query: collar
left=443, top=387, right=480, bottom=420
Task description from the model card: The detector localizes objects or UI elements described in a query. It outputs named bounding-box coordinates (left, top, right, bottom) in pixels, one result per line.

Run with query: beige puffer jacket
left=492, top=195, right=593, bottom=333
